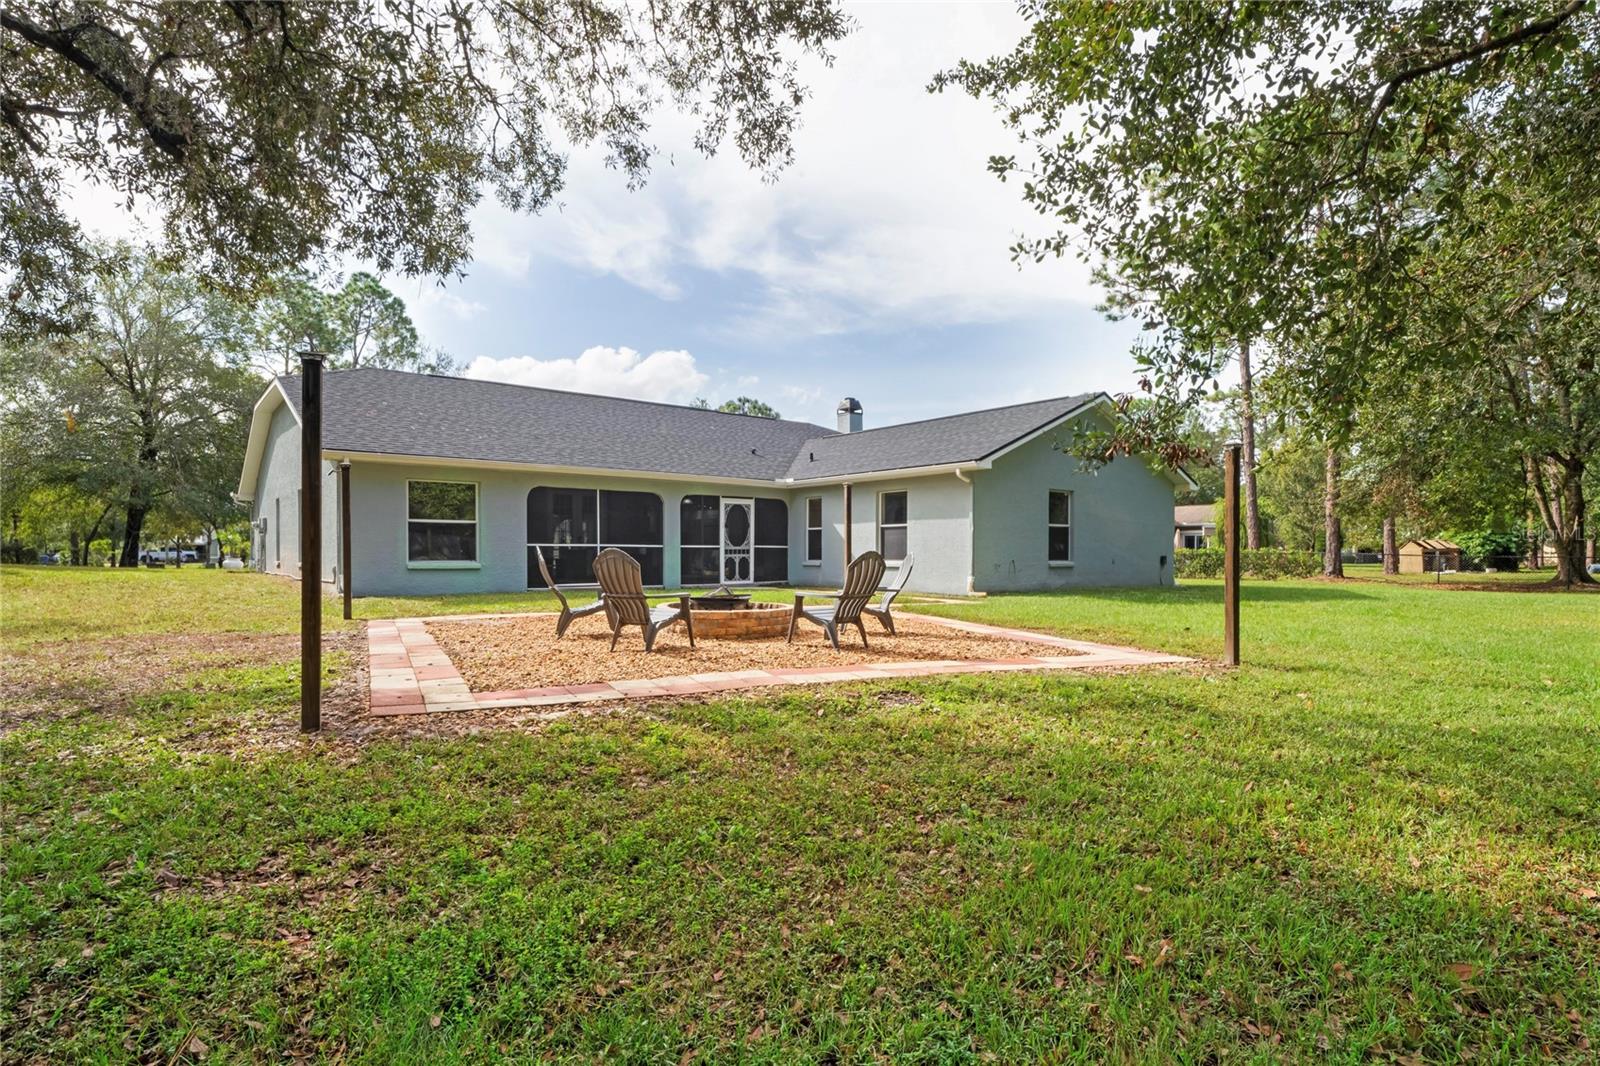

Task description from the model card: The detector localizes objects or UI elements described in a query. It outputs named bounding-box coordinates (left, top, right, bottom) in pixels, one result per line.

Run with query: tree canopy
left=2, top=0, right=852, bottom=335
left=252, top=272, right=450, bottom=376
left=2, top=246, right=261, bottom=565
left=942, top=0, right=1599, bottom=581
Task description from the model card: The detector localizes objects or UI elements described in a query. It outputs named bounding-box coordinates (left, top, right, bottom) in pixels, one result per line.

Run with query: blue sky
left=77, top=4, right=1146, bottom=431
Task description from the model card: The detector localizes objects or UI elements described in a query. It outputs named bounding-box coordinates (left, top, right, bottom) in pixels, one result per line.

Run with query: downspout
left=954, top=467, right=975, bottom=595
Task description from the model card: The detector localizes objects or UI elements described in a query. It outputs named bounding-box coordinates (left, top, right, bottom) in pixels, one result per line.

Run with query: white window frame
left=1048, top=490, right=1073, bottom=567
left=878, top=490, right=908, bottom=564
left=407, top=479, right=481, bottom=569
left=804, top=496, right=823, bottom=566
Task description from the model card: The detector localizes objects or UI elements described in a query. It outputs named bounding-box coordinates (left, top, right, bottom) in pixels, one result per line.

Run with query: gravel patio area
left=427, top=610, right=1078, bottom=692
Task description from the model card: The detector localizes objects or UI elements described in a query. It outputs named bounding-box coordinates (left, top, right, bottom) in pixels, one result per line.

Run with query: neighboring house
left=234, top=369, right=1195, bottom=597
left=1173, top=504, right=1217, bottom=550
left=1397, top=538, right=1462, bottom=573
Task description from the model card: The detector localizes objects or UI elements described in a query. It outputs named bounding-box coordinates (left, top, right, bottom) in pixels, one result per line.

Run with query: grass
left=3, top=565, right=1597, bottom=1063
left=1340, top=562, right=1569, bottom=587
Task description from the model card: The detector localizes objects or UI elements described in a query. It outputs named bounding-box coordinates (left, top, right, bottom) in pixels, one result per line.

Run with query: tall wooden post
left=299, top=352, right=325, bottom=732
left=339, top=461, right=352, bottom=622
left=842, top=482, right=853, bottom=569
left=1223, top=441, right=1241, bottom=666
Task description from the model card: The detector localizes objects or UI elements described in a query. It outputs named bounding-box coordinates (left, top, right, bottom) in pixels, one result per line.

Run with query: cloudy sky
left=79, top=3, right=1145, bottom=431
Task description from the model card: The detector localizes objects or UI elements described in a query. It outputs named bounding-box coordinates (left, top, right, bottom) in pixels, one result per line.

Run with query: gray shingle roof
left=280, top=369, right=835, bottom=481
left=783, top=394, right=1101, bottom=480
left=276, top=369, right=1103, bottom=482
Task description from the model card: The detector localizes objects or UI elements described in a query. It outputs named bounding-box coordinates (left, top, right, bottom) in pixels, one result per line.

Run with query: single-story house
left=1173, top=504, right=1217, bottom=550
left=234, top=368, right=1195, bottom=597
left=1397, top=537, right=1462, bottom=573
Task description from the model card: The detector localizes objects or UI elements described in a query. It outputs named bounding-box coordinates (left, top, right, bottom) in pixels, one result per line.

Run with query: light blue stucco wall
left=786, top=475, right=974, bottom=595
left=250, top=401, right=341, bottom=586
left=970, top=424, right=1176, bottom=591
left=251, top=403, right=302, bottom=578
left=342, top=462, right=807, bottom=597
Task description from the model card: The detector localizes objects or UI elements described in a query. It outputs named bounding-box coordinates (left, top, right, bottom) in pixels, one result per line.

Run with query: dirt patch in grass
left=427, top=612, right=1075, bottom=692
left=0, top=632, right=304, bottom=731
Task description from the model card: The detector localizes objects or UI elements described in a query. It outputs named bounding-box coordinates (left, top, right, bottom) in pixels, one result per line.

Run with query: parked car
left=37, top=550, right=61, bottom=565
left=1588, top=561, right=1600, bottom=575
left=139, top=548, right=199, bottom=564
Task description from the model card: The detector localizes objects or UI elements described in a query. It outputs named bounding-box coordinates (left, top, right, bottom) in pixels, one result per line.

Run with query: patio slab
left=360, top=610, right=1192, bottom=716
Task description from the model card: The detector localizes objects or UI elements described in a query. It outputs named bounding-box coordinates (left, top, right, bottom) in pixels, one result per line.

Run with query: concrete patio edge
left=363, top=610, right=1193, bottom=717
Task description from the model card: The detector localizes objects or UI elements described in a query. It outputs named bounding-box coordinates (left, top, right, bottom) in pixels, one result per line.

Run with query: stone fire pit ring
left=688, top=599, right=792, bottom=640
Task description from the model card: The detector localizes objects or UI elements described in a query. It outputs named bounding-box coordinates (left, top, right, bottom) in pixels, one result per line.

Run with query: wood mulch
left=426, top=612, right=1075, bottom=693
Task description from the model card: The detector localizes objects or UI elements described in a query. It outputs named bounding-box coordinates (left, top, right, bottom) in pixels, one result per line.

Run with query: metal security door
left=721, top=498, right=753, bottom=583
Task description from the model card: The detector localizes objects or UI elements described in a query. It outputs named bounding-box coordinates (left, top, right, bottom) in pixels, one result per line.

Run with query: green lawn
left=3, top=566, right=1597, bottom=1063
left=1340, top=562, right=1567, bottom=587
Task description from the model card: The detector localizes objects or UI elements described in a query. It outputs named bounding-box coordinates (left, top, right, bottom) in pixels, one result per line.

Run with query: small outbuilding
left=1397, top=537, right=1461, bottom=573
left=1173, top=504, right=1216, bottom=550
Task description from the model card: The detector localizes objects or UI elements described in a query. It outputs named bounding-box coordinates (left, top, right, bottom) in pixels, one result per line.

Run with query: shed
left=1397, top=538, right=1461, bottom=574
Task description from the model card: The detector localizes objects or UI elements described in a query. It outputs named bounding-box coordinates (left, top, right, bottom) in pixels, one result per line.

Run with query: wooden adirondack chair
left=861, top=552, right=914, bottom=635
left=535, top=545, right=607, bottom=638
left=788, top=550, right=888, bottom=651
left=592, top=547, right=694, bottom=652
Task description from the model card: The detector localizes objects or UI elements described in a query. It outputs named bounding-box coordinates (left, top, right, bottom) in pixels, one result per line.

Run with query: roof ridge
left=798, top=391, right=1102, bottom=443
left=289, top=366, right=837, bottom=434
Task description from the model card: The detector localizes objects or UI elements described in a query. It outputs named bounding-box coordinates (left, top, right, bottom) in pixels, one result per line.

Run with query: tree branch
left=1356, top=0, right=1588, bottom=176
left=0, top=10, right=191, bottom=161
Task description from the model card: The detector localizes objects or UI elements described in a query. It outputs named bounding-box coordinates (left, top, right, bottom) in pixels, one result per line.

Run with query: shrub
left=1175, top=548, right=1320, bottom=580
left=1448, top=528, right=1526, bottom=571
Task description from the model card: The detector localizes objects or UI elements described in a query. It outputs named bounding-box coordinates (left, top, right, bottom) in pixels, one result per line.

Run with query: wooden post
left=1223, top=441, right=1241, bottom=666
left=842, top=482, right=853, bottom=569
left=339, top=461, right=352, bottom=621
left=300, top=352, right=324, bottom=733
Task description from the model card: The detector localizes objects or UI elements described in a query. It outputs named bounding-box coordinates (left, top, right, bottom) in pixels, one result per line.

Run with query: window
left=1048, top=491, right=1072, bottom=563
left=878, top=491, right=907, bottom=562
left=528, top=487, right=662, bottom=586
left=408, top=480, right=478, bottom=564
left=754, top=498, right=788, bottom=582
left=273, top=498, right=281, bottom=567
left=680, top=495, right=720, bottom=585
left=1182, top=531, right=1206, bottom=550
left=805, top=497, right=823, bottom=564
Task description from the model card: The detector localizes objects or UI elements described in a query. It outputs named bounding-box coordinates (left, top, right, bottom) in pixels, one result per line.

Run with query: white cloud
left=780, top=383, right=823, bottom=406
left=411, top=285, right=486, bottom=320
left=461, top=3, right=1095, bottom=337
left=464, top=346, right=708, bottom=403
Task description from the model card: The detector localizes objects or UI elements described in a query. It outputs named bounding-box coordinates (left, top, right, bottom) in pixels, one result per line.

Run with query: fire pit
left=691, top=585, right=752, bottom=611
left=688, top=586, right=791, bottom=640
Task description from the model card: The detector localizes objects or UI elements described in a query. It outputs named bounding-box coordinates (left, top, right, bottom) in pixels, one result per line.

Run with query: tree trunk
left=119, top=505, right=148, bottom=567
left=1382, top=516, right=1398, bottom=575
left=1526, top=454, right=1595, bottom=586
left=1323, top=444, right=1343, bottom=577
left=1238, top=335, right=1262, bottom=549
left=80, top=503, right=111, bottom=566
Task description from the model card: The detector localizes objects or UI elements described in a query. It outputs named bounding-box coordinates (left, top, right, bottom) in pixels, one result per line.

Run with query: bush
left=1, top=539, right=35, bottom=564
left=1175, top=548, right=1320, bottom=580
left=1448, top=528, right=1526, bottom=571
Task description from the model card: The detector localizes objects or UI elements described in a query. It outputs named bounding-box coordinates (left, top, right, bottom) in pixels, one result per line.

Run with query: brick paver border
left=364, top=611, right=1192, bottom=717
